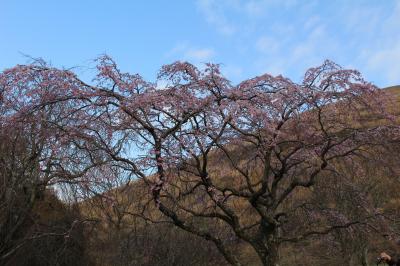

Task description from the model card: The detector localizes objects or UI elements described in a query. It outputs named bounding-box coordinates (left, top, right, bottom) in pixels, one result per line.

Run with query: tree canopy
left=1, top=57, right=399, bottom=265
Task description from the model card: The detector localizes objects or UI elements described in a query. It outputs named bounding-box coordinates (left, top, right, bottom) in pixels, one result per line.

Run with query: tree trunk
left=361, top=245, right=369, bottom=266
left=265, top=244, right=279, bottom=266
left=254, top=240, right=280, bottom=266
left=251, top=220, right=281, bottom=266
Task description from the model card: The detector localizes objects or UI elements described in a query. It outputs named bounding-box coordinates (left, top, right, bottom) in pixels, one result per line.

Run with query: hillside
left=385, top=85, right=400, bottom=109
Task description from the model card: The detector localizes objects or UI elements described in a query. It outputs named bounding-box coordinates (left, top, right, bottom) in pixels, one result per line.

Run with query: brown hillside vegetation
left=76, top=86, right=400, bottom=266
left=385, top=86, right=400, bottom=115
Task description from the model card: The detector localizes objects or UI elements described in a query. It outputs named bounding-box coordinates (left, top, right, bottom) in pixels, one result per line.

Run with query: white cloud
left=165, top=43, right=215, bottom=63
left=244, top=1, right=269, bottom=17
left=256, top=36, right=279, bottom=53
left=367, top=41, right=400, bottom=86
left=344, top=5, right=383, bottom=35
left=292, top=25, right=327, bottom=61
left=255, top=23, right=335, bottom=80
left=196, top=0, right=236, bottom=35
left=196, top=0, right=399, bottom=86
left=360, top=1, right=400, bottom=86
left=184, top=48, right=215, bottom=61
left=303, top=15, right=320, bottom=30
left=244, top=0, right=298, bottom=17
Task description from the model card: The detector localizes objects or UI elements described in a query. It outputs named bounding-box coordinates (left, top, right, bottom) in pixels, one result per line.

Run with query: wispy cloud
left=244, top=0, right=298, bottom=17
left=351, top=1, right=400, bottom=86
left=196, top=0, right=236, bottom=35
left=165, top=43, right=215, bottom=63
left=184, top=48, right=215, bottom=61
left=367, top=42, right=400, bottom=85
left=188, top=1, right=400, bottom=86
left=254, top=23, right=337, bottom=80
left=256, top=36, right=279, bottom=54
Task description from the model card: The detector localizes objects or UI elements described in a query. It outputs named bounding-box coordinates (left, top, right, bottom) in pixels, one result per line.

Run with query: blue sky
left=1, top=0, right=399, bottom=87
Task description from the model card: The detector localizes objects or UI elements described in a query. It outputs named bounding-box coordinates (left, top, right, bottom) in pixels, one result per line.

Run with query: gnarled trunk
left=252, top=222, right=280, bottom=266
left=253, top=240, right=280, bottom=266
left=361, top=245, right=369, bottom=266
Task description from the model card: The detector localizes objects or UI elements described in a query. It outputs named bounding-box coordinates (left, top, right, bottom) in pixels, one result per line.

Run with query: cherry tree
left=77, top=57, right=397, bottom=265
left=1, top=57, right=398, bottom=265
left=0, top=62, right=105, bottom=263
